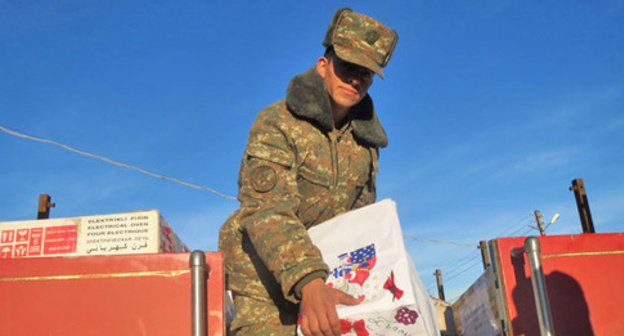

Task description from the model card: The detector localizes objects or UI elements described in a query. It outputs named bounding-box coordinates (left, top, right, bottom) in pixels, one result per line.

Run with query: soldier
left=219, top=8, right=398, bottom=336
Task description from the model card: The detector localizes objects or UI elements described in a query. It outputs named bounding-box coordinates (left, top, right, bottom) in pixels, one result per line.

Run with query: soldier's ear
left=316, top=56, right=329, bottom=79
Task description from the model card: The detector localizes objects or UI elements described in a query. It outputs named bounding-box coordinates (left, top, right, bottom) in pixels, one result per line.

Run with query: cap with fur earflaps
left=323, top=8, right=398, bottom=79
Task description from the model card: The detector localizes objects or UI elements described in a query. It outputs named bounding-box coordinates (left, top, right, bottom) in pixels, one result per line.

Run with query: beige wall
left=432, top=296, right=457, bottom=336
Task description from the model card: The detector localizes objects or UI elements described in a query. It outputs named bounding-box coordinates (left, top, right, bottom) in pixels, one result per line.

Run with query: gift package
left=0, top=210, right=188, bottom=259
left=299, top=199, right=440, bottom=335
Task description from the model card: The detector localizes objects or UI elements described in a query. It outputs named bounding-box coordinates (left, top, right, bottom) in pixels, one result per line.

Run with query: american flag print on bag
left=329, top=244, right=377, bottom=302
left=297, top=199, right=440, bottom=335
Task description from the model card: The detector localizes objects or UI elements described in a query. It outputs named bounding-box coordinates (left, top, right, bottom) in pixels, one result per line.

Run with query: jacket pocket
left=296, top=165, right=331, bottom=227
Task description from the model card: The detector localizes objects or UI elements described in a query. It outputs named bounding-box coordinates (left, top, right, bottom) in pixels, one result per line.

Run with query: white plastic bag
left=298, top=199, right=440, bottom=335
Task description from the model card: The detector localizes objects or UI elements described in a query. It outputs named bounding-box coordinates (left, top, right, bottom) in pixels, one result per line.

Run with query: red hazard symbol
left=14, top=243, right=28, bottom=257
left=29, top=228, right=43, bottom=256
left=1, top=230, right=15, bottom=243
left=0, top=245, right=13, bottom=259
left=16, top=229, right=30, bottom=242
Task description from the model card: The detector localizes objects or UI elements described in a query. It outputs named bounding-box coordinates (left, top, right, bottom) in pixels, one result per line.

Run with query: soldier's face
left=317, top=54, right=374, bottom=110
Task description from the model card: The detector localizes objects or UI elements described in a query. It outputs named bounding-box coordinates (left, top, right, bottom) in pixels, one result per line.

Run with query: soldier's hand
left=299, top=278, right=360, bottom=336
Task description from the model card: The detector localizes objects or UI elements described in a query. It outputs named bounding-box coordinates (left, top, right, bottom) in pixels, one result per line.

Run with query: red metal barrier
left=491, top=233, right=624, bottom=336
left=0, top=252, right=224, bottom=336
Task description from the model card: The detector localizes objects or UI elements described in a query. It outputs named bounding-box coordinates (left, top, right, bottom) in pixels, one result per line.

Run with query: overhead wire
left=505, top=218, right=537, bottom=237
left=404, top=235, right=476, bottom=248
left=443, top=258, right=482, bottom=285
left=426, top=257, right=484, bottom=302
left=496, top=213, right=534, bottom=237
left=2, top=123, right=536, bottom=236
left=422, top=249, right=481, bottom=290
left=419, top=212, right=538, bottom=298
left=442, top=251, right=480, bottom=278
left=442, top=213, right=535, bottom=277
left=444, top=249, right=480, bottom=270
left=3, top=124, right=550, bottom=301
left=404, top=230, right=480, bottom=289
left=0, top=125, right=237, bottom=200
left=408, top=233, right=479, bottom=290
left=521, top=225, right=538, bottom=237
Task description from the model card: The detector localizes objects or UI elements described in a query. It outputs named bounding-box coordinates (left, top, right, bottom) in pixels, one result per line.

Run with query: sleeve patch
left=250, top=165, right=278, bottom=193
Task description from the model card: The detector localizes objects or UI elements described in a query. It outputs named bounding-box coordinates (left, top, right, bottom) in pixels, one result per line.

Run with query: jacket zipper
left=330, top=133, right=338, bottom=188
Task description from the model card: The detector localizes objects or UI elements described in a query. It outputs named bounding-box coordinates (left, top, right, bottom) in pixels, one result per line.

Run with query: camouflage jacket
left=218, top=67, right=387, bottom=321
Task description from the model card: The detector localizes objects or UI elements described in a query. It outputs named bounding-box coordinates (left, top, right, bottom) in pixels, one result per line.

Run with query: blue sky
left=1, top=1, right=623, bottom=301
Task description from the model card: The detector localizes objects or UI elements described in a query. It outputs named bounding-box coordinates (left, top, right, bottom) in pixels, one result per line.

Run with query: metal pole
left=534, top=210, right=546, bottom=236
left=569, top=178, right=595, bottom=233
left=191, top=250, right=208, bottom=336
left=37, top=194, right=55, bottom=219
left=434, top=269, right=445, bottom=301
left=524, top=237, right=555, bottom=336
left=479, top=240, right=491, bottom=269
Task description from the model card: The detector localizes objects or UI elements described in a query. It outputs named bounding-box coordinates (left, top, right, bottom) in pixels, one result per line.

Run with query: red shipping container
left=0, top=252, right=224, bottom=335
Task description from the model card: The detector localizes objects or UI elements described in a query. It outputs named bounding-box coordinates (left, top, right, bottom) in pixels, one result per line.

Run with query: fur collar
left=285, top=67, right=388, bottom=148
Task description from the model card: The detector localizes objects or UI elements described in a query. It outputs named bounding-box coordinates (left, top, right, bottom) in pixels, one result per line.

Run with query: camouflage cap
left=323, top=8, right=398, bottom=79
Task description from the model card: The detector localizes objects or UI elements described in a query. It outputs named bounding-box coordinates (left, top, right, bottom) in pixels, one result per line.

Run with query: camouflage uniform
left=218, top=8, right=397, bottom=336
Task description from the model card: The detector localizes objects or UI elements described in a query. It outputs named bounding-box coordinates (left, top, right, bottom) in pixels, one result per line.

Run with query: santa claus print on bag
left=328, top=244, right=377, bottom=301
